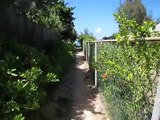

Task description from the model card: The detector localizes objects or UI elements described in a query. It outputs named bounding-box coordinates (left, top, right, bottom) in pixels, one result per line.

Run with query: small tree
left=102, top=33, right=117, bottom=40
left=78, top=28, right=96, bottom=42
left=117, top=0, right=149, bottom=25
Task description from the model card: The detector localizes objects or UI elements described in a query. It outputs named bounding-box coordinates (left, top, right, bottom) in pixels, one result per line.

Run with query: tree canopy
left=0, top=0, right=77, bottom=41
left=102, top=33, right=117, bottom=40
left=117, top=0, right=149, bottom=25
left=78, top=28, right=96, bottom=42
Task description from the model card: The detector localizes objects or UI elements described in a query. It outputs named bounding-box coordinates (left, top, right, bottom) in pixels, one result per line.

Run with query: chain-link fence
left=83, top=37, right=160, bottom=120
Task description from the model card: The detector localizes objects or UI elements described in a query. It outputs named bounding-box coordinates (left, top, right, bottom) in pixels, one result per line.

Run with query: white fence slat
left=151, top=76, right=160, bottom=120
left=95, top=42, right=98, bottom=87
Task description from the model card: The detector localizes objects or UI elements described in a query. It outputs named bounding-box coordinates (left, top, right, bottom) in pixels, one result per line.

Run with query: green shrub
left=0, top=34, right=74, bottom=119
left=95, top=14, right=160, bottom=120
left=0, top=53, right=51, bottom=119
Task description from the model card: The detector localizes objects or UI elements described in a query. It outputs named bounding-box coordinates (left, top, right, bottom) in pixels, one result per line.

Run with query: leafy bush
left=42, top=40, right=75, bottom=76
left=0, top=34, right=74, bottom=119
left=0, top=55, right=45, bottom=119
left=78, top=28, right=96, bottom=42
left=25, top=0, right=76, bottom=40
left=95, top=14, right=160, bottom=120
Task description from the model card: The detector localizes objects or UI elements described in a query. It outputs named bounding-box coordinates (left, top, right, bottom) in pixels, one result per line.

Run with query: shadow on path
left=67, top=52, right=106, bottom=120
left=28, top=51, right=107, bottom=120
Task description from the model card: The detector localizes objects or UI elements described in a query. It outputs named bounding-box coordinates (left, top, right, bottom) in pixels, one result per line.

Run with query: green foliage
left=52, top=41, right=75, bottom=75
left=96, top=14, right=160, bottom=119
left=151, top=31, right=160, bottom=37
left=0, top=57, right=43, bottom=119
left=14, top=114, right=24, bottom=120
left=102, top=33, right=117, bottom=40
left=0, top=34, right=74, bottom=119
left=46, top=73, right=59, bottom=82
left=114, top=13, right=155, bottom=45
left=25, top=0, right=76, bottom=40
left=78, top=28, right=96, bottom=42
left=117, top=0, right=151, bottom=25
left=1, top=0, right=77, bottom=41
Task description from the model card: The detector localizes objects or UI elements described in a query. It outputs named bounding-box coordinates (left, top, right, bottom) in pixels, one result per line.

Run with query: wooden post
left=151, top=76, right=160, bottom=120
left=86, top=42, right=88, bottom=62
left=83, top=41, right=85, bottom=53
left=87, top=42, right=90, bottom=64
left=95, top=42, right=98, bottom=87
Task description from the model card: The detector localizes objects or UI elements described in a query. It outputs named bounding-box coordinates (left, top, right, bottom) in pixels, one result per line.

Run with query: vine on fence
left=96, top=14, right=160, bottom=120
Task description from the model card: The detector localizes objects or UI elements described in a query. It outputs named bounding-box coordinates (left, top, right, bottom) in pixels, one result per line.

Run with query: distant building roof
left=155, top=23, right=160, bottom=32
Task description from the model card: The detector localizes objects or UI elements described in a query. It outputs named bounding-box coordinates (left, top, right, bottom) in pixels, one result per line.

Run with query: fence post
left=87, top=42, right=90, bottom=63
left=86, top=42, right=88, bottom=62
left=95, top=42, right=98, bottom=87
left=151, top=76, right=160, bottom=120
left=83, top=41, right=85, bottom=53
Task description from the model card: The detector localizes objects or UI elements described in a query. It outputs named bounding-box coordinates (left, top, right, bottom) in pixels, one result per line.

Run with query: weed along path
left=29, top=51, right=109, bottom=120
left=68, top=51, right=109, bottom=120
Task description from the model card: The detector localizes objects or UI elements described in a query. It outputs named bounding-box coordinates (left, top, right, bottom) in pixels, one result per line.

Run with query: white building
left=155, top=23, right=160, bottom=32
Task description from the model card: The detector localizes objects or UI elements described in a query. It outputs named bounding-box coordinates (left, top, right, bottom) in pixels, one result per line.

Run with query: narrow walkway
left=29, top=51, right=110, bottom=120
left=68, top=51, right=109, bottom=120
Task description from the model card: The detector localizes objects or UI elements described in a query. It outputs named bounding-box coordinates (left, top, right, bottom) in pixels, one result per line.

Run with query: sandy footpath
left=69, top=51, right=110, bottom=120
left=29, top=51, right=110, bottom=120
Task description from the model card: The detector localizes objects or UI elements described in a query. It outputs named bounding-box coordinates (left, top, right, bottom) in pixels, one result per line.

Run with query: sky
left=65, top=0, right=160, bottom=39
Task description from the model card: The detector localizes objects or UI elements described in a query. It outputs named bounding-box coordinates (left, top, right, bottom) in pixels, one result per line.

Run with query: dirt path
left=68, top=51, right=110, bottom=120
left=29, top=51, right=110, bottom=120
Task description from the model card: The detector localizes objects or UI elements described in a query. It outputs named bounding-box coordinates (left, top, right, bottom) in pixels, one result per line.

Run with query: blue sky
left=65, top=0, right=160, bottom=39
